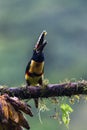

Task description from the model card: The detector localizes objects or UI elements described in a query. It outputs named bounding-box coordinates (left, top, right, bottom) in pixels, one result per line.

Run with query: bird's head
left=34, top=30, right=47, bottom=53
left=32, top=30, right=47, bottom=62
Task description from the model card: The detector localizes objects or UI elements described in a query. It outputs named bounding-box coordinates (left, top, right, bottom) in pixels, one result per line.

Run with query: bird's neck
left=32, top=52, right=44, bottom=62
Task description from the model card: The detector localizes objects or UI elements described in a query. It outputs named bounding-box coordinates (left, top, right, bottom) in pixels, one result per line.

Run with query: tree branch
left=0, top=80, right=87, bottom=99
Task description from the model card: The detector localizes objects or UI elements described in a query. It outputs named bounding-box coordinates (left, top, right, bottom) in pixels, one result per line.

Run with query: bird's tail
left=34, top=98, right=39, bottom=108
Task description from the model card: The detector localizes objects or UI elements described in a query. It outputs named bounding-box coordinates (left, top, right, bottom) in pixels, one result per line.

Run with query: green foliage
left=38, top=99, right=49, bottom=124
left=60, top=103, right=73, bottom=128
left=38, top=100, right=49, bottom=112
left=37, top=98, right=74, bottom=128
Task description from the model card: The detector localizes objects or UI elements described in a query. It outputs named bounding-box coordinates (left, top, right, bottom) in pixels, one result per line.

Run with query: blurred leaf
left=60, top=103, right=73, bottom=127
left=0, top=94, right=33, bottom=130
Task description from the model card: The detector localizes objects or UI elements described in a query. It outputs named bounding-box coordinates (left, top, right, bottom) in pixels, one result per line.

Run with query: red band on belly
left=27, top=71, right=43, bottom=77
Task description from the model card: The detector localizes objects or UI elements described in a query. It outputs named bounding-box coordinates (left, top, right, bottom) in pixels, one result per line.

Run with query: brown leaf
left=8, top=102, right=19, bottom=123
left=0, top=121, right=23, bottom=130
left=18, top=111, right=30, bottom=129
left=0, top=94, right=32, bottom=130
left=5, top=95, right=33, bottom=117
left=0, top=96, right=9, bottom=121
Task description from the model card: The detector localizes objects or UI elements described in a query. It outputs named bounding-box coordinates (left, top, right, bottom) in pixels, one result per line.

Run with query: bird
left=25, top=30, right=47, bottom=108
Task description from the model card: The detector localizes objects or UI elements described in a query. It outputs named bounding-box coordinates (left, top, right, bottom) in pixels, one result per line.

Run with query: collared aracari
left=25, top=30, right=47, bottom=108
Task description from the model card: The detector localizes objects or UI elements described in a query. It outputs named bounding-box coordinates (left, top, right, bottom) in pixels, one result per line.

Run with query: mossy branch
left=0, top=80, right=87, bottom=99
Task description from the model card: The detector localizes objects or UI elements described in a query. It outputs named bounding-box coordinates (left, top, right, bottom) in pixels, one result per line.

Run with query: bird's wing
left=25, top=60, right=31, bottom=74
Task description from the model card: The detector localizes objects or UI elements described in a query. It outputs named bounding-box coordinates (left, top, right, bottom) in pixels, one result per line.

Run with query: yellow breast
left=25, top=73, right=44, bottom=86
left=29, top=60, right=44, bottom=74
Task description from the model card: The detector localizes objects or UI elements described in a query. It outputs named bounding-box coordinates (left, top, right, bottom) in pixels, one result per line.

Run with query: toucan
left=25, top=31, right=47, bottom=108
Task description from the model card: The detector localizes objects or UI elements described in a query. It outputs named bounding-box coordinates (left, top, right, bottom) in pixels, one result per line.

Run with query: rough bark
left=0, top=80, right=87, bottom=99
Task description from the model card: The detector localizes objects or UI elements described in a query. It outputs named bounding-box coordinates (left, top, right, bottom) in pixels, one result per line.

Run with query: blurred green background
left=0, top=0, right=87, bottom=130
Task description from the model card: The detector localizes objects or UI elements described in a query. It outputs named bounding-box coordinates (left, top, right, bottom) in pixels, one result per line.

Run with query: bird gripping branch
left=25, top=30, right=47, bottom=108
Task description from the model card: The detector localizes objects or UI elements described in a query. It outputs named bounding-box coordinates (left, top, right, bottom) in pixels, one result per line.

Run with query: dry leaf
left=0, top=94, right=33, bottom=130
